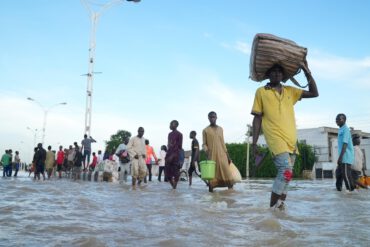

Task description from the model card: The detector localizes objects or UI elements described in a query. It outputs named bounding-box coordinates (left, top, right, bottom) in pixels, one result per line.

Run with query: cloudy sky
left=1, top=0, right=370, bottom=162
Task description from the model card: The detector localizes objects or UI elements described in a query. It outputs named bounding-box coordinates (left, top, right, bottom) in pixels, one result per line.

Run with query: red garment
left=90, top=155, right=97, bottom=168
left=56, top=150, right=64, bottom=165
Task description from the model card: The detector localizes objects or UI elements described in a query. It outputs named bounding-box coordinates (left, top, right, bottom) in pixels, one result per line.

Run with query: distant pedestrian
left=145, top=139, right=158, bottom=182
left=352, top=135, right=367, bottom=189
left=115, top=137, right=131, bottom=183
left=97, top=150, right=103, bottom=164
left=45, top=145, right=55, bottom=179
left=158, top=145, right=167, bottom=182
left=34, top=143, right=46, bottom=180
left=14, top=151, right=21, bottom=177
left=127, top=127, right=147, bottom=187
left=188, top=130, right=200, bottom=186
left=89, top=152, right=98, bottom=172
left=7, top=149, right=13, bottom=177
left=335, top=113, right=355, bottom=192
left=81, top=134, right=96, bottom=171
left=203, top=112, right=234, bottom=192
left=73, top=144, right=83, bottom=180
left=56, top=146, right=65, bottom=179
left=165, top=120, right=183, bottom=189
left=1, top=150, right=11, bottom=177
left=67, top=145, right=75, bottom=175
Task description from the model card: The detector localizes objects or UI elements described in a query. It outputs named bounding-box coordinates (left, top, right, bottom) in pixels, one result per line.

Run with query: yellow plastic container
left=200, top=160, right=216, bottom=180
left=359, top=176, right=370, bottom=186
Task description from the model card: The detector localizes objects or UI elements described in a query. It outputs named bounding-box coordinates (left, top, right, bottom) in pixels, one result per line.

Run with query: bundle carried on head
left=249, top=33, right=307, bottom=82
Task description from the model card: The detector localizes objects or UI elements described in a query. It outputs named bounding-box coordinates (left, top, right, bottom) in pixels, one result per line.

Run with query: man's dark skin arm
left=192, top=148, right=199, bottom=165
left=301, top=59, right=319, bottom=98
left=252, top=114, right=262, bottom=156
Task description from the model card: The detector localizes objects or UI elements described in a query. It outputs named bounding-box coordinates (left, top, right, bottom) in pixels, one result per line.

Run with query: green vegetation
left=200, top=141, right=315, bottom=178
left=105, top=130, right=132, bottom=153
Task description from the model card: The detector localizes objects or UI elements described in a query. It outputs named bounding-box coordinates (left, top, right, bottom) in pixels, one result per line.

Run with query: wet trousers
left=131, top=157, right=146, bottom=181
left=119, top=162, right=130, bottom=182
left=158, top=166, right=165, bottom=181
left=272, top=152, right=296, bottom=195
left=146, top=163, right=152, bottom=181
left=335, top=163, right=355, bottom=191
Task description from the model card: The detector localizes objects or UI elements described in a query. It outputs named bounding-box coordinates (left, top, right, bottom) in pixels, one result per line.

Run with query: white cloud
left=309, top=52, right=370, bottom=88
left=234, top=41, right=251, bottom=55
left=203, top=32, right=212, bottom=38
left=221, top=40, right=251, bottom=55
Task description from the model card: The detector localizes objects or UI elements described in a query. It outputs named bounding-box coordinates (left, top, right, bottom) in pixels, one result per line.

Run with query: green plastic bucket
left=200, top=160, right=216, bottom=180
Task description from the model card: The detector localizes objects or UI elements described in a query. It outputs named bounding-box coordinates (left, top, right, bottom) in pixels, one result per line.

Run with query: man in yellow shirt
left=251, top=59, right=318, bottom=210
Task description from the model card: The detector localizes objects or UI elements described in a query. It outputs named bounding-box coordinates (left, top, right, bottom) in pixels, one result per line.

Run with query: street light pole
left=81, top=0, right=140, bottom=136
left=27, top=97, right=67, bottom=145
left=246, top=124, right=252, bottom=179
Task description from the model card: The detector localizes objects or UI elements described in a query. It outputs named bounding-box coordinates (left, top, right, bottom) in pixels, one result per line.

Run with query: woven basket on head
left=249, top=33, right=307, bottom=83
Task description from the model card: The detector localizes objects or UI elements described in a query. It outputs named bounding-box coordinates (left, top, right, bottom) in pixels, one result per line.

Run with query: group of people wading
left=4, top=59, right=337, bottom=212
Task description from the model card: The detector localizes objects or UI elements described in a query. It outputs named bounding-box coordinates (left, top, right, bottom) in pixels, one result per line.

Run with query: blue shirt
left=338, top=124, right=354, bottom=165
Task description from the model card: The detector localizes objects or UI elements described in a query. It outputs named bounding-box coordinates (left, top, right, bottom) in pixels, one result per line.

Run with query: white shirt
left=159, top=150, right=166, bottom=167
left=127, top=136, right=146, bottom=158
left=97, top=153, right=103, bottom=164
left=353, top=145, right=364, bottom=173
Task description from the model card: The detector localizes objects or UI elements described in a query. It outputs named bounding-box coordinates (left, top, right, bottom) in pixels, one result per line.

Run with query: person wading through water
left=251, top=58, right=318, bottom=210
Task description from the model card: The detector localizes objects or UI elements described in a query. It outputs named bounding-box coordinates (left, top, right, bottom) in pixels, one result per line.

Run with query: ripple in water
left=1, top=172, right=370, bottom=246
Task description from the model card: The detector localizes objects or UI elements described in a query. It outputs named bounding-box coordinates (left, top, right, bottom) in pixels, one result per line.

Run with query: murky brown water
left=1, top=171, right=369, bottom=247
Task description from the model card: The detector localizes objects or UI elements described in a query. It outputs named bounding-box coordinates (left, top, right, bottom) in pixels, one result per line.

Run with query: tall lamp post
left=27, top=97, right=67, bottom=145
left=246, top=124, right=252, bottom=179
left=81, top=0, right=140, bottom=136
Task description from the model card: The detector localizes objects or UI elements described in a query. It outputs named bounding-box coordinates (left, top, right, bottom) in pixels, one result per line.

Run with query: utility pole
left=27, top=97, right=67, bottom=144
left=81, top=0, right=140, bottom=136
left=246, top=124, right=252, bottom=179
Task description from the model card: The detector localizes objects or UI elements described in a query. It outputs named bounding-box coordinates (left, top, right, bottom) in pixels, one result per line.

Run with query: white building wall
left=331, top=138, right=338, bottom=164
left=255, top=127, right=370, bottom=173
left=297, top=128, right=330, bottom=162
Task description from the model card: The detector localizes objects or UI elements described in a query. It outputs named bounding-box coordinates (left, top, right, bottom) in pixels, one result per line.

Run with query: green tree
left=296, top=141, right=316, bottom=171
left=105, top=130, right=132, bottom=154
left=208, top=141, right=316, bottom=179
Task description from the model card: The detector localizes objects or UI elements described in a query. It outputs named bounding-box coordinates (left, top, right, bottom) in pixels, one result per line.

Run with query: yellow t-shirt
left=251, top=85, right=302, bottom=155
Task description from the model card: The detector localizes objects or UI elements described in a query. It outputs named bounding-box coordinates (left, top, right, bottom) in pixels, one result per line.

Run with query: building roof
left=299, top=126, right=370, bottom=139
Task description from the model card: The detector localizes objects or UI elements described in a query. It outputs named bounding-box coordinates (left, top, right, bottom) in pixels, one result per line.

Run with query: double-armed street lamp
left=81, top=0, right=140, bottom=136
left=27, top=97, right=67, bottom=145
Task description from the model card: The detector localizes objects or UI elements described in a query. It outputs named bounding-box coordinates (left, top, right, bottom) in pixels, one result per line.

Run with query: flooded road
left=0, top=172, right=369, bottom=247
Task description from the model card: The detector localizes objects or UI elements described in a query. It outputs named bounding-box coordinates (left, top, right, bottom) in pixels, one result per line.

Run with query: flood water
left=1, top=171, right=369, bottom=247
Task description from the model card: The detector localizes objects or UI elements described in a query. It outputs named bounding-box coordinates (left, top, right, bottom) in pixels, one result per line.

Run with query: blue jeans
left=83, top=150, right=91, bottom=168
left=14, top=163, right=20, bottom=176
left=272, top=152, right=296, bottom=195
left=6, top=165, right=12, bottom=177
left=3, top=166, right=7, bottom=177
